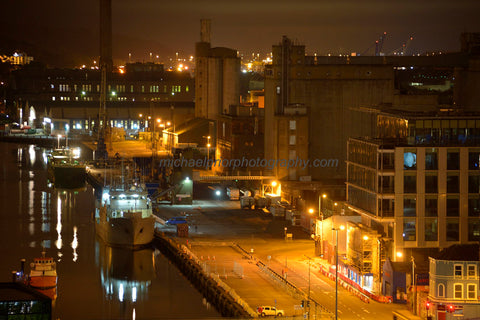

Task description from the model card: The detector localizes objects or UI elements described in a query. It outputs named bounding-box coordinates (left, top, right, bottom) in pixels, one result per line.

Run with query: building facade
left=428, top=244, right=480, bottom=320
left=194, top=19, right=240, bottom=120
left=10, top=63, right=195, bottom=133
left=347, top=111, right=480, bottom=268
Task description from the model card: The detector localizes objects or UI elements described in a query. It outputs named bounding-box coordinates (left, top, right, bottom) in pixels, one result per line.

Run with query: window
left=289, top=135, right=296, bottom=145
left=469, top=174, right=480, bottom=193
left=468, top=284, right=476, bottom=299
left=404, top=174, right=416, bottom=193
left=447, top=218, right=460, bottom=241
left=425, top=218, right=438, bottom=241
left=404, top=151, right=416, bottom=169
left=404, top=198, right=416, bottom=216
left=469, top=197, right=480, bottom=216
left=455, top=265, right=463, bottom=277
left=276, top=86, right=281, bottom=94
left=468, top=218, right=480, bottom=241
left=289, top=120, right=296, bottom=130
left=425, top=198, right=438, bottom=217
left=403, top=218, right=416, bottom=241
left=469, top=151, right=480, bottom=170
left=454, top=283, right=463, bottom=299
left=447, top=151, right=460, bottom=170
left=425, top=150, right=438, bottom=170
left=468, top=265, right=476, bottom=278
left=425, top=174, right=438, bottom=193
left=447, top=174, right=459, bottom=193
left=447, top=198, right=459, bottom=216
left=438, top=284, right=445, bottom=298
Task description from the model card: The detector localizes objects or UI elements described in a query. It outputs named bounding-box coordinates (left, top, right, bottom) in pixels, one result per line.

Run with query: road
left=154, top=198, right=406, bottom=319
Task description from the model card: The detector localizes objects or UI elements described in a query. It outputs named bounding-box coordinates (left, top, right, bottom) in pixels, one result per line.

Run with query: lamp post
left=412, top=256, right=416, bottom=315
left=304, top=255, right=313, bottom=320
left=207, top=135, right=211, bottom=169
left=57, top=135, right=61, bottom=149
left=319, top=194, right=326, bottom=256
left=332, top=225, right=345, bottom=320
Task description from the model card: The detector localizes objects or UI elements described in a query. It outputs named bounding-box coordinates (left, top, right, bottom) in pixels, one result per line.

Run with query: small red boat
left=29, top=252, right=57, bottom=289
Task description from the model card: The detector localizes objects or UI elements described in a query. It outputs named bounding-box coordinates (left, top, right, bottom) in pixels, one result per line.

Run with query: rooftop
left=433, top=244, right=479, bottom=261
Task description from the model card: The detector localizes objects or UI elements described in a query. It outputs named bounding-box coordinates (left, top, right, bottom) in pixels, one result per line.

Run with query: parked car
left=165, top=217, right=187, bottom=225
left=256, top=306, right=284, bottom=317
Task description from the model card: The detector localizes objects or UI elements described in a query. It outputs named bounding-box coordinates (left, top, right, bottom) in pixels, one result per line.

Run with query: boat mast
left=96, top=0, right=112, bottom=160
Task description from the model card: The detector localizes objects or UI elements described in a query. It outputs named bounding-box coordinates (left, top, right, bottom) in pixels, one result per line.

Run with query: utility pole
left=304, top=255, right=312, bottom=320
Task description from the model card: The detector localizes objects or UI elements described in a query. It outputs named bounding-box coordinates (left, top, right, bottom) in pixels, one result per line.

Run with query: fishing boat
left=47, top=147, right=86, bottom=189
left=29, top=252, right=57, bottom=289
left=94, top=173, right=155, bottom=248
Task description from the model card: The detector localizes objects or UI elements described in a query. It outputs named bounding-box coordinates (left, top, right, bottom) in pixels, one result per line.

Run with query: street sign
left=294, top=305, right=303, bottom=310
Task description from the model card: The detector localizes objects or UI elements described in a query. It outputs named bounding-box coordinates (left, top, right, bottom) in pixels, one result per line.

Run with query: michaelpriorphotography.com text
left=158, top=157, right=339, bottom=170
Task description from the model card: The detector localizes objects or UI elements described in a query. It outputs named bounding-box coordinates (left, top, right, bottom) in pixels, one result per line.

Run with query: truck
left=240, top=196, right=254, bottom=209
left=254, top=196, right=267, bottom=209
left=227, top=187, right=240, bottom=200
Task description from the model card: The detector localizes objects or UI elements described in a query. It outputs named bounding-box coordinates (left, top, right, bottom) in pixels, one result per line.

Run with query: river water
left=0, top=142, right=221, bottom=320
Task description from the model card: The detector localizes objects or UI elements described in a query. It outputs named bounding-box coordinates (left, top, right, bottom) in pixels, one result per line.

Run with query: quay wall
left=153, top=232, right=255, bottom=319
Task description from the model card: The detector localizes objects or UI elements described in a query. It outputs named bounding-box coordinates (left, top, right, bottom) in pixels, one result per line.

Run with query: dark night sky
left=1, top=0, right=480, bottom=66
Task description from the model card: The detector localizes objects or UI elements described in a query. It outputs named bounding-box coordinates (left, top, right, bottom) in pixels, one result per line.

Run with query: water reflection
left=96, top=240, right=155, bottom=317
left=1, top=143, right=221, bottom=319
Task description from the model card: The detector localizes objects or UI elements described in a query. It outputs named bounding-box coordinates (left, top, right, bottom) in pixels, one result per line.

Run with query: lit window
left=290, top=120, right=296, bottom=130
left=276, top=86, right=281, bottom=94
left=438, top=284, right=445, bottom=297
left=454, top=283, right=463, bottom=299
left=289, top=135, right=296, bottom=145
left=468, top=284, right=476, bottom=299
left=468, top=265, right=476, bottom=278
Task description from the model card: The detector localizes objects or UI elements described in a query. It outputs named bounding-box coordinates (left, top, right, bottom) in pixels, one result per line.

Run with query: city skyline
left=1, top=0, right=480, bottom=67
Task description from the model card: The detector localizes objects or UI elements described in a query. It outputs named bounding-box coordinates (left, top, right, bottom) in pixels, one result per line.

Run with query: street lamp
left=332, top=225, right=345, bottom=320
left=207, top=135, right=211, bottom=168
left=318, top=193, right=327, bottom=256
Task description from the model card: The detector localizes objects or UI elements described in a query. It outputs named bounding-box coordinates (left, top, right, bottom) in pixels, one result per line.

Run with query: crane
left=375, top=32, right=387, bottom=56
left=361, top=32, right=387, bottom=56
left=402, top=36, right=414, bottom=55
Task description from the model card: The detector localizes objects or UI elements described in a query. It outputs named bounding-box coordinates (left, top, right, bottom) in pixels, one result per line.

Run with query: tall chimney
left=100, top=0, right=113, bottom=72
left=200, top=19, right=211, bottom=43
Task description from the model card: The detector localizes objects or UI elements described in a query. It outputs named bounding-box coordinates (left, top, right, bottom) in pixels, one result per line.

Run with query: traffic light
left=425, top=301, right=430, bottom=310
left=301, top=300, right=304, bottom=308
left=447, top=305, right=455, bottom=313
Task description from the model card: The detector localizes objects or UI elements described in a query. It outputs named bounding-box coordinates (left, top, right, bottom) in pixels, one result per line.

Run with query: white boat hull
left=95, top=214, right=155, bottom=248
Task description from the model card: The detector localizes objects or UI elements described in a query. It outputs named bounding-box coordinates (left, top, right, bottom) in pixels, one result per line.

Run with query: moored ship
left=29, top=252, right=57, bottom=290
left=47, top=147, right=86, bottom=189
left=94, top=174, right=155, bottom=248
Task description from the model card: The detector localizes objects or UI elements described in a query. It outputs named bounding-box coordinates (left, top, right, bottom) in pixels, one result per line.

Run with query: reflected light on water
left=28, top=178, right=35, bottom=235
left=56, top=194, right=62, bottom=250
left=132, top=287, right=137, bottom=302
left=119, top=283, right=124, bottom=302
left=72, top=226, right=78, bottom=262
left=133, top=308, right=136, bottom=320
left=41, top=192, right=50, bottom=233
left=29, top=145, right=36, bottom=166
